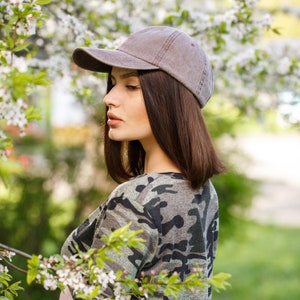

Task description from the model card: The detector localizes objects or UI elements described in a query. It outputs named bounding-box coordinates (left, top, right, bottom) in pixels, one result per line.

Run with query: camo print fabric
left=61, top=172, right=219, bottom=300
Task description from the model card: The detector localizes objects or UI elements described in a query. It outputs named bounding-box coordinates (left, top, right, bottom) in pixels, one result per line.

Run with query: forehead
left=111, top=67, right=138, bottom=79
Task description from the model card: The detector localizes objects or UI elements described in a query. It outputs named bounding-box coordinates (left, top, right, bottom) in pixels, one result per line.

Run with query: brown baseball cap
left=72, top=26, right=214, bottom=107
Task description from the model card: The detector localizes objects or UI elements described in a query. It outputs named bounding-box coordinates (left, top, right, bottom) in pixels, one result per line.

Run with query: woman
left=60, top=26, right=225, bottom=299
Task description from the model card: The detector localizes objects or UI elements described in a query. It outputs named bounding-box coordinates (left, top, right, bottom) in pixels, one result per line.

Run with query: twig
left=0, top=254, right=27, bottom=274
left=0, top=242, right=32, bottom=259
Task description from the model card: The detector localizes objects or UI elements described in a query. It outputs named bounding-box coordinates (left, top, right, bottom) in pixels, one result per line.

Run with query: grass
left=213, top=219, right=300, bottom=300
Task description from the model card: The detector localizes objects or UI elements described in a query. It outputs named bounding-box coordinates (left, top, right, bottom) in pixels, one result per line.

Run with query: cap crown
left=118, top=26, right=213, bottom=107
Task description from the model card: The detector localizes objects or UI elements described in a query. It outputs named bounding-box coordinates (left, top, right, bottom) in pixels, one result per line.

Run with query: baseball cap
left=72, top=26, right=213, bottom=107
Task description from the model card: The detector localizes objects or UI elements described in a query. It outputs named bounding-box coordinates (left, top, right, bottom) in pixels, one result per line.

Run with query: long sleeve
left=61, top=173, right=219, bottom=300
left=90, top=190, right=159, bottom=277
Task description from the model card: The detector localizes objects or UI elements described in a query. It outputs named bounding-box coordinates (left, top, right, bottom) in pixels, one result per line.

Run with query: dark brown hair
left=104, top=69, right=225, bottom=189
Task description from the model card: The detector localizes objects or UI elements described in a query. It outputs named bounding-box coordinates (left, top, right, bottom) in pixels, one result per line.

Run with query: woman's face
left=103, top=67, right=154, bottom=147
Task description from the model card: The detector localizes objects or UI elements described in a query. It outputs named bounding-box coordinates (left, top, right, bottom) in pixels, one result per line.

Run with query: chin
left=108, top=133, right=127, bottom=141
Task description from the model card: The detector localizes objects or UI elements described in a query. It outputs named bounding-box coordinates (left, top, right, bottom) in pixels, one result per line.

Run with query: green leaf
left=164, top=285, right=180, bottom=298
left=6, top=281, right=23, bottom=295
left=0, top=159, right=23, bottom=187
left=272, top=28, right=281, bottom=35
left=25, top=106, right=42, bottom=122
left=167, top=273, right=180, bottom=285
left=181, top=10, right=189, bottom=19
left=115, top=269, right=123, bottom=279
left=36, top=0, right=52, bottom=5
left=88, top=286, right=100, bottom=298
left=110, top=222, right=132, bottom=240
left=26, top=255, right=40, bottom=285
left=13, top=42, right=30, bottom=53
left=208, top=272, right=231, bottom=291
left=219, top=21, right=227, bottom=34
left=0, top=138, right=12, bottom=151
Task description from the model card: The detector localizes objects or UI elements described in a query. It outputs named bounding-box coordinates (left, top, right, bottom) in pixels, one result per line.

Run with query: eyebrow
left=111, top=71, right=138, bottom=81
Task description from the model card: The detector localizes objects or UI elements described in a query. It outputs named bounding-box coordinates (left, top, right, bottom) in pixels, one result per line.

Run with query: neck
left=142, top=139, right=180, bottom=174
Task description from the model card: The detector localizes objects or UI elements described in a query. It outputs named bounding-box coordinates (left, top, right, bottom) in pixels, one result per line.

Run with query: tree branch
left=0, top=254, right=28, bottom=274
left=0, top=242, right=32, bottom=259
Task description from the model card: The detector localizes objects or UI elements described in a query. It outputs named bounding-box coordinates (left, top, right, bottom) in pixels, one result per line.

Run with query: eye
left=126, top=85, right=139, bottom=90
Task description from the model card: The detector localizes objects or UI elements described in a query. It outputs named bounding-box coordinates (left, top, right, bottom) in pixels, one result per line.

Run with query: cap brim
left=72, top=47, right=159, bottom=73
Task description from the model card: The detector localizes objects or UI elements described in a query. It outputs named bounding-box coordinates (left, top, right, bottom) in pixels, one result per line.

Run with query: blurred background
left=0, top=0, right=299, bottom=299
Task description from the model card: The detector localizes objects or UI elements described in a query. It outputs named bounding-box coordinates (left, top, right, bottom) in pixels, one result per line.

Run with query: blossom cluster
left=59, top=0, right=299, bottom=118
left=0, top=262, right=9, bottom=274
left=0, top=99, right=28, bottom=135
left=0, top=249, right=15, bottom=292
left=0, top=0, right=40, bottom=37
left=0, top=250, right=16, bottom=274
left=30, top=252, right=211, bottom=300
left=1, top=0, right=300, bottom=164
left=0, top=58, right=29, bottom=158
left=1, top=223, right=230, bottom=299
left=0, top=0, right=47, bottom=162
left=34, top=253, right=118, bottom=299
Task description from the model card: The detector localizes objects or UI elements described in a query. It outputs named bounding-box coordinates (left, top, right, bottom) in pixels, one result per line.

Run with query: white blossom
left=14, top=56, right=28, bottom=72
left=0, top=98, right=28, bottom=137
left=277, top=57, right=292, bottom=75
left=25, top=14, right=37, bottom=35
left=43, top=276, right=58, bottom=291
left=0, top=263, right=9, bottom=273
left=114, top=282, right=131, bottom=300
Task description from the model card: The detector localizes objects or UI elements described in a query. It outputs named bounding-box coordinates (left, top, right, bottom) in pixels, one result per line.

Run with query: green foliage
left=213, top=220, right=300, bottom=300
left=0, top=160, right=23, bottom=188
left=25, top=106, right=42, bottom=122
left=24, top=223, right=231, bottom=299
left=0, top=138, right=12, bottom=152
left=212, top=168, right=258, bottom=241
left=2, top=1, right=298, bottom=299
left=0, top=1, right=46, bottom=51
left=208, top=272, right=231, bottom=292
left=0, top=272, right=23, bottom=300
left=0, top=250, right=24, bottom=300
left=100, top=222, right=145, bottom=254
left=1, top=65, right=49, bottom=104
left=36, top=0, right=52, bottom=4
left=0, top=0, right=51, bottom=177
left=26, top=255, right=40, bottom=286
left=0, top=224, right=230, bottom=300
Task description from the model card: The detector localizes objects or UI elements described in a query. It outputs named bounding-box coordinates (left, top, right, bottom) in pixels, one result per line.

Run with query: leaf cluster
left=0, top=267, right=23, bottom=300
left=24, top=223, right=231, bottom=299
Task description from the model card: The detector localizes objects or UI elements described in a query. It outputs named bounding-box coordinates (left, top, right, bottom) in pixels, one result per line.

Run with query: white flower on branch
left=43, top=276, right=58, bottom=291
left=277, top=57, right=292, bottom=75
left=0, top=263, right=9, bottom=273
left=0, top=98, right=28, bottom=136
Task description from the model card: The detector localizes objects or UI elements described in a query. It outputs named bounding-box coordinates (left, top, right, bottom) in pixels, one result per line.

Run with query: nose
left=103, top=86, right=120, bottom=108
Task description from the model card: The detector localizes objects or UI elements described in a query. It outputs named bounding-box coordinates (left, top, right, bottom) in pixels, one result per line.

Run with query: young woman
left=60, top=26, right=225, bottom=300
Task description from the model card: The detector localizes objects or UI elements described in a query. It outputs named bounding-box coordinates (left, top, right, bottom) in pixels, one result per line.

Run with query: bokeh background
left=0, top=0, right=299, bottom=299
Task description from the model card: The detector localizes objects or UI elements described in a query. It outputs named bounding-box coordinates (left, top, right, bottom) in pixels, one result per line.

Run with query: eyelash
left=126, top=85, right=139, bottom=90
left=110, top=82, right=139, bottom=91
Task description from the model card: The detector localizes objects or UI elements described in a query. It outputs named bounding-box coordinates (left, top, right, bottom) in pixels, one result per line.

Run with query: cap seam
left=196, top=61, right=207, bottom=99
left=153, top=31, right=182, bottom=65
left=117, top=48, right=160, bottom=68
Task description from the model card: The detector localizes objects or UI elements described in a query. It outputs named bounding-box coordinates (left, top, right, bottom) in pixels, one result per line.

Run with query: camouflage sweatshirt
left=61, top=172, right=219, bottom=299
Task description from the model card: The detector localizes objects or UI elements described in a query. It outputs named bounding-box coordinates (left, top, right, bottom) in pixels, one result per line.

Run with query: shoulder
left=107, top=172, right=218, bottom=207
left=107, top=172, right=188, bottom=205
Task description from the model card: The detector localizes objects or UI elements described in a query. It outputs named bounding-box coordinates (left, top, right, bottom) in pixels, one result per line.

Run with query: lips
left=107, top=111, right=123, bottom=126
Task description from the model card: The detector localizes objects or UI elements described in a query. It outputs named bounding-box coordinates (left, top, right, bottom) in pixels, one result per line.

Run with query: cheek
left=139, top=108, right=151, bottom=129
left=138, top=106, right=149, bottom=122
left=132, top=97, right=149, bottom=122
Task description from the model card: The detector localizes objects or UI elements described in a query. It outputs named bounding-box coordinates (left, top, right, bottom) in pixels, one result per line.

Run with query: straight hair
left=104, top=69, right=225, bottom=189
